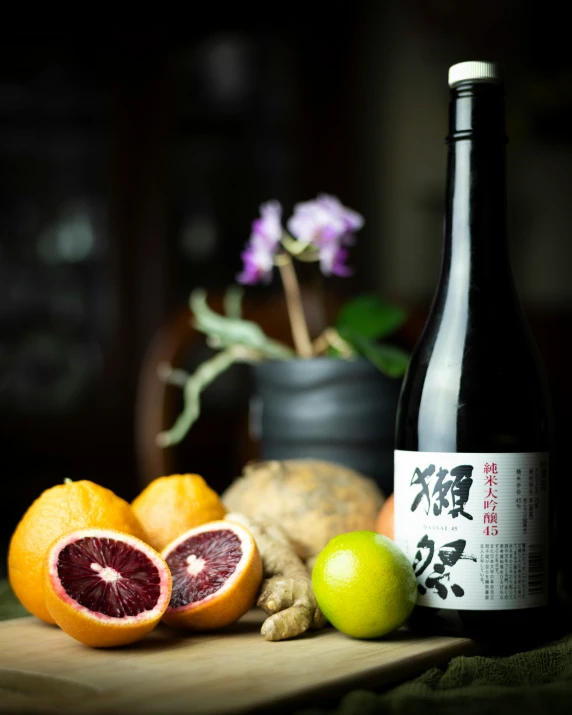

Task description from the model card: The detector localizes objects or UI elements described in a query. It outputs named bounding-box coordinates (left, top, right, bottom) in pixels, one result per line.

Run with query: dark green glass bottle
left=394, top=62, right=555, bottom=645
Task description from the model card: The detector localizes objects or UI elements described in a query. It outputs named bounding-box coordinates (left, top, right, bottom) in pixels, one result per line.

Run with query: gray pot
left=251, top=358, right=400, bottom=493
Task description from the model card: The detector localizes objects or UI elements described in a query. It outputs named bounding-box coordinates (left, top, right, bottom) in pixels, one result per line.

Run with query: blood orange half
left=161, top=521, right=262, bottom=630
left=43, top=529, right=172, bottom=648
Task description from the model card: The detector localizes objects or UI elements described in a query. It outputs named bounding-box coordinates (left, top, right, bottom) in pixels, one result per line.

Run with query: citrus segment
left=161, top=521, right=262, bottom=630
left=44, top=528, right=171, bottom=648
left=132, top=474, right=227, bottom=552
left=9, top=480, right=146, bottom=623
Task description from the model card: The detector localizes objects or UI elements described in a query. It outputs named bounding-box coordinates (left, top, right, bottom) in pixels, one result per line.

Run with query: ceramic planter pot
left=251, top=358, right=401, bottom=494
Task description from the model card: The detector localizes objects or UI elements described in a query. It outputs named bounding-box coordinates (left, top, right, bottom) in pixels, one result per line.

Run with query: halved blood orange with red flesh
left=161, top=521, right=263, bottom=630
left=43, top=529, right=172, bottom=648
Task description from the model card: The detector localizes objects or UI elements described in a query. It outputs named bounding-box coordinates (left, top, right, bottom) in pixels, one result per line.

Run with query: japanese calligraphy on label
left=394, top=451, right=549, bottom=610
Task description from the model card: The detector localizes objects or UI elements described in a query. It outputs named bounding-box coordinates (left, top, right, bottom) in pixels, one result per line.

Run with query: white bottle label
left=394, top=450, right=549, bottom=610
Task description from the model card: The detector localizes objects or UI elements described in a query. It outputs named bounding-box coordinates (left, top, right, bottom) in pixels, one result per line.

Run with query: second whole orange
left=132, top=474, right=227, bottom=552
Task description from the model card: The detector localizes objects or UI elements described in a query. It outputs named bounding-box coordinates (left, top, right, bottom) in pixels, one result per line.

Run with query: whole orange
left=375, top=493, right=394, bottom=540
left=9, top=480, right=145, bottom=624
left=132, top=474, right=227, bottom=553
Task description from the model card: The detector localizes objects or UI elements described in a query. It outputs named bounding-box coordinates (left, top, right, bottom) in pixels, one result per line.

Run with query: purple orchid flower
left=237, top=201, right=283, bottom=285
left=317, top=242, right=353, bottom=277
left=287, top=194, right=364, bottom=277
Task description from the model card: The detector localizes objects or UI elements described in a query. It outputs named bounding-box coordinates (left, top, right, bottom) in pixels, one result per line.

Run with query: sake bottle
left=394, top=61, right=555, bottom=641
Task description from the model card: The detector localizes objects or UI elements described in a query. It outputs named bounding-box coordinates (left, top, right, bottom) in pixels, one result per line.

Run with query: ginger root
left=225, top=513, right=326, bottom=641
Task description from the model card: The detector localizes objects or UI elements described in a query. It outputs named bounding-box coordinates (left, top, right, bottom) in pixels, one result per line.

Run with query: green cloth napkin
left=298, top=635, right=572, bottom=715
left=0, top=579, right=28, bottom=621
left=2, top=580, right=572, bottom=714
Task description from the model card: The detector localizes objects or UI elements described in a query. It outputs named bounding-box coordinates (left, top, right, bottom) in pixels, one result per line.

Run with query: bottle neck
left=441, top=82, right=510, bottom=288
left=419, top=82, right=512, bottom=445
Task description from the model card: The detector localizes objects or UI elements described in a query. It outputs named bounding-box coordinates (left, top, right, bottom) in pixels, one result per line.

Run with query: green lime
left=311, top=531, right=417, bottom=639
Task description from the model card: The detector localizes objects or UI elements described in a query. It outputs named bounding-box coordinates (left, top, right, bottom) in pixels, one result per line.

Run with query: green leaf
left=336, top=295, right=407, bottom=340
left=339, top=326, right=410, bottom=378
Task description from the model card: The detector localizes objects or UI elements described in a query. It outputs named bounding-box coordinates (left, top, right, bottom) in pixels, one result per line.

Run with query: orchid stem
left=277, top=254, right=313, bottom=358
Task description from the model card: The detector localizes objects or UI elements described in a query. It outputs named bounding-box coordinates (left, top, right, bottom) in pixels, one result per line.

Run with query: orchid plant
left=157, top=195, right=409, bottom=448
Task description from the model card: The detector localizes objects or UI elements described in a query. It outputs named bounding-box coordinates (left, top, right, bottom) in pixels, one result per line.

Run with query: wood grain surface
left=0, top=612, right=475, bottom=715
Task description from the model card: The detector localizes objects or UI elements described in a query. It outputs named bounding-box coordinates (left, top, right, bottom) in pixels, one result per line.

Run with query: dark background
left=1, top=2, right=571, bottom=563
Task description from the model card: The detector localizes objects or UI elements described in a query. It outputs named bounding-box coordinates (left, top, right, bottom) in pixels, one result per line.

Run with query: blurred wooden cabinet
left=0, top=15, right=364, bottom=535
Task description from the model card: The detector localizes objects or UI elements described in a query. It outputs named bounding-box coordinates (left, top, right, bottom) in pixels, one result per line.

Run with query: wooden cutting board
left=0, top=613, right=475, bottom=715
